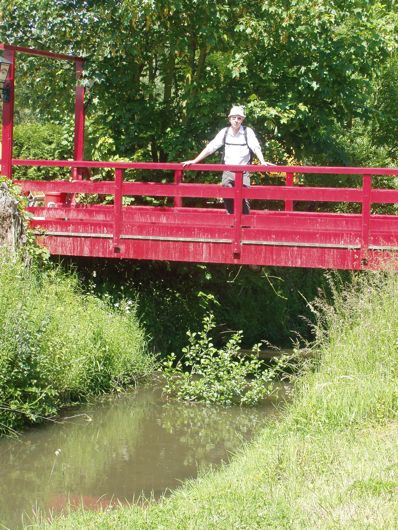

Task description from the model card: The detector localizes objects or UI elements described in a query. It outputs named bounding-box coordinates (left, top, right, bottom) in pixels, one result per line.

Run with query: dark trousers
left=222, top=170, right=250, bottom=214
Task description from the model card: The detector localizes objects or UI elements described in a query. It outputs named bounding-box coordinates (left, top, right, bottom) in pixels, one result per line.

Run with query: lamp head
left=0, top=56, right=12, bottom=84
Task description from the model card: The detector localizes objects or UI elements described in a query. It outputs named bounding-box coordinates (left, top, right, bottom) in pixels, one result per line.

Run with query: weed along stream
left=0, top=384, right=282, bottom=529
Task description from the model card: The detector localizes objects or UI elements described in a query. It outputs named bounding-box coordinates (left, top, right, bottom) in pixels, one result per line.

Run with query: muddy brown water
left=0, top=385, right=284, bottom=529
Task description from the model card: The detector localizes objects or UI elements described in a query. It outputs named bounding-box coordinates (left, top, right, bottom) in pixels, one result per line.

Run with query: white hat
left=228, top=105, right=246, bottom=118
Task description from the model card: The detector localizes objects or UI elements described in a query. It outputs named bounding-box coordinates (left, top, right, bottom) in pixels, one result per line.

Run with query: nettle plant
left=163, top=313, right=287, bottom=406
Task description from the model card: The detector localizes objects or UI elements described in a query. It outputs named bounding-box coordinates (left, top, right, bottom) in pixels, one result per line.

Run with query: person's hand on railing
left=182, top=160, right=197, bottom=167
left=182, top=148, right=210, bottom=168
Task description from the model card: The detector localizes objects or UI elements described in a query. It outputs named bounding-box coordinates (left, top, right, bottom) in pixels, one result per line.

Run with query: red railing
left=11, top=159, right=398, bottom=270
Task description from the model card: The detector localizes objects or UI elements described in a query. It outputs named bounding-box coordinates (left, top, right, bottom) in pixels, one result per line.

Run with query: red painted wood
left=16, top=179, right=369, bottom=203
left=11, top=159, right=398, bottom=175
left=173, top=170, right=182, bottom=207
left=361, top=175, right=372, bottom=263
left=285, top=172, right=294, bottom=211
left=15, top=160, right=398, bottom=270
left=233, top=171, right=243, bottom=255
left=0, top=44, right=84, bottom=182
left=113, top=168, right=123, bottom=251
left=0, top=43, right=82, bottom=62
left=73, top=59, right=85, bottom=180
left=5, top=46, right=397, bottom=269
left=1, top=48, right=15, bottom=178
left=371, top=189, right=398, bottom=203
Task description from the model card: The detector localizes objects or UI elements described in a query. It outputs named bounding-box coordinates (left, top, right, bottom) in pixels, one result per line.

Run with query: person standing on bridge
left=182, top=105, right=272, bottom=214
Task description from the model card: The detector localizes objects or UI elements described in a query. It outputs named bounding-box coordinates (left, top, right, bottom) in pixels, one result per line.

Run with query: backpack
left=220, top=126, right=254, bottom=164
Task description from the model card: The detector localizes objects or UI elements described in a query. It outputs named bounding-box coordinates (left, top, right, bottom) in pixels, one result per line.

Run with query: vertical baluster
left=174, top=169, right=182, bottom=207
left=233, top=171, right=243, bottom=256
left=113, top=168, right=123, bottom=252
left=361, top=174, right=372, bottom=265
left=285, top=172, right=294, bottom=211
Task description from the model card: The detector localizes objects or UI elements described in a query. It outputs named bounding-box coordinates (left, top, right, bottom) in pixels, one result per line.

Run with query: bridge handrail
left=10, top=158, right=398, bottom=175
left=12, top=159, right=398, bottom=208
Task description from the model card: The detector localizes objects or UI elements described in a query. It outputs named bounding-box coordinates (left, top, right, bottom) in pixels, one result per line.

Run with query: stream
left=0, top=384, right=284, bottom=529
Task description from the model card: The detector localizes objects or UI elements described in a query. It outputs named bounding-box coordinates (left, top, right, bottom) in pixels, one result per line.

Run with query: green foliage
left=0, top=254, right=154, bottom=435
left=371, top=54, right=398, bottom=157
left=162, top=312, right=287, bottom=406
left=9, top=122, right=72, bottom=179
left=66, top=258, right=333, bottom=357
left=0, top=175, right=26, bottom=215
left=36, top=261, right=398, bottom=530
left=0, top=175, right=50, bottom=263
left=1, top=0, right=397, bottom=165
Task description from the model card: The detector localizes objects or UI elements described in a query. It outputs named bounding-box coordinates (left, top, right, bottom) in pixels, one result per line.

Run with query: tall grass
left=289, top=271, right=398, bottom=431
left=40, top=270, right=398, bottom=529
left=0, top=253, right=154, bottom=435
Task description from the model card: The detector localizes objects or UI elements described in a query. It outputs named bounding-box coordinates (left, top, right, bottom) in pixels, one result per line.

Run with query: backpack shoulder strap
left=220, top=127, right=229, bottom=162
left=222, top=127, right=229, bottom=145
left=243, top=126, right=248, bottom=144
left=243, top=126, right=254, bottom=164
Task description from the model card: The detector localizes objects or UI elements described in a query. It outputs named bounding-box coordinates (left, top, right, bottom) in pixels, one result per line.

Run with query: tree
left=0, top=0, right=397, bottom=164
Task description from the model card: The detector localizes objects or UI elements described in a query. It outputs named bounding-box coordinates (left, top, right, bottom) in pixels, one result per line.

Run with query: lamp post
left=0, top=55, right=12, bottom=102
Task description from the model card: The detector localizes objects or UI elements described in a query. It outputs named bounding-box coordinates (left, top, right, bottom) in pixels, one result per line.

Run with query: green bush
left=0, top=254, right=154, bottom=435
left=162, top=312, right=288, bottom=406
left=10, top=122, right=72, bottom=180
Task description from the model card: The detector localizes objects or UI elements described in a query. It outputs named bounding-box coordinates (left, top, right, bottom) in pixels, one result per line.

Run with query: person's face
left=229, top=115, right=244, bottom=131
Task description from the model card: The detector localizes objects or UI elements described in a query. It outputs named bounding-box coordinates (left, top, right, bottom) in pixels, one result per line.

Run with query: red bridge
left=10, top=159, right=398, bottom=270
left=2, top=44, right=398, bottom=270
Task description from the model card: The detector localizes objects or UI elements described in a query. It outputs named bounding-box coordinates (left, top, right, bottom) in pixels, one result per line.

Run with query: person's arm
left=182, top=145, right=212, bottom=167
left=247, top=128, right=272, bottom=166
left=252, top=146, right=271, bottom=166
left=182, top=128, right=226, bottom=167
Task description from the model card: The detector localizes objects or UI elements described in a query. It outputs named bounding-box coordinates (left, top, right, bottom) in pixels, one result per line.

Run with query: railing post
left=113, top=168, right=123, bottom=253
left=1, top=48, right=15, bottom=178
left=72, top=59, right=85, bottom=180
left=285, top=172, right=294, bottom=211
left=233, top=171, right=243, bottom=256
left=361, top=174, right=372, bottom=265
left=174, top=169, right=182, bottom=207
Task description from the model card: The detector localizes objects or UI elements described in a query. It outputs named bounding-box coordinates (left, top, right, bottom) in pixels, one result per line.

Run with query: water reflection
left=0, top=385, right=279, bottom=529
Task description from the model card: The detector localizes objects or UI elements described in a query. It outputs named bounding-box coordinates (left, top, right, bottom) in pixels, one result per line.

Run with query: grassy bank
left=0, top=254, right=154, bottom=435
left=40, top=270, right=398, bottom=529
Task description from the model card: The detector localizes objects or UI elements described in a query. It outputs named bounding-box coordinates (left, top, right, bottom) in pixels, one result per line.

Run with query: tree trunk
left=0, top=182, right=25, bottom=253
